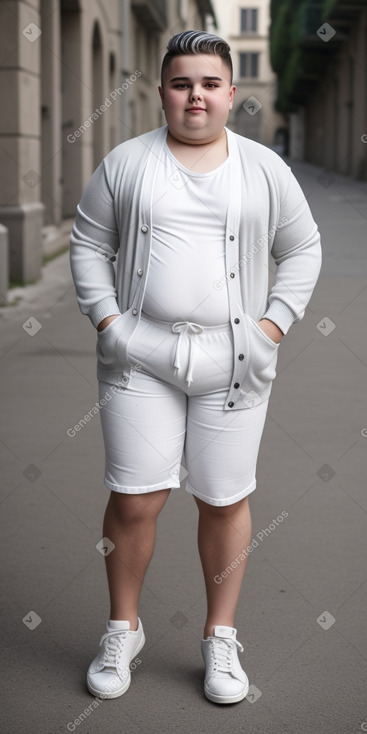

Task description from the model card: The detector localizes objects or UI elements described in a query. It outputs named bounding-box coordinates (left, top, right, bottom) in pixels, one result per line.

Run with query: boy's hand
left=257, top=318, right=284, bottom=344
left=97, top=314, right=120, bottom=332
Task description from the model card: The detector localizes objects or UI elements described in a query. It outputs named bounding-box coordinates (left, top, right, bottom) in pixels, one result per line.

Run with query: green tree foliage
left=270, top=0, right=339, bottom=112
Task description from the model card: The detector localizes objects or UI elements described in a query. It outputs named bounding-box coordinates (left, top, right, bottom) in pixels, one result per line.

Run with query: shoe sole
left=204, top=679, right=249, bottom=705
left=87, top=632, right=146, bottom=699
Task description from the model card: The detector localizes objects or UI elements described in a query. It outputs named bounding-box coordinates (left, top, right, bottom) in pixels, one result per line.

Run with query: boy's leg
left=88, top=355, right=185, bottom=698
left=98, top=365, right=187, bottom=630
left=193, top=495, right=251, bottom=638
left=87, top=488, right=171, bottom=699
left=184, top=387, right=269, bottom=640
left=103, top=487, right=171, bottom=629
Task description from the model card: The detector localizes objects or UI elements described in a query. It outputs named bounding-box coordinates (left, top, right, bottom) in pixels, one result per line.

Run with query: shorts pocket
left=240, top=314, right=280, bottom=398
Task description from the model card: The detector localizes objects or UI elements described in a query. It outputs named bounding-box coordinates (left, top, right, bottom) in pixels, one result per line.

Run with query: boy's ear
left=229, top=84, right=237, bottom=109
left=158, top=86, right=164, bottom=108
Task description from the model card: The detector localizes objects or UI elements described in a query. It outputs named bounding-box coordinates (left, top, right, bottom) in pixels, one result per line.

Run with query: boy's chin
left=168, top=124, right=223, bottom=144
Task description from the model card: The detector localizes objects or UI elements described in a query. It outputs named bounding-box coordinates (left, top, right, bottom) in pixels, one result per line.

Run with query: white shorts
left=98, top=312, right=269, bottom=506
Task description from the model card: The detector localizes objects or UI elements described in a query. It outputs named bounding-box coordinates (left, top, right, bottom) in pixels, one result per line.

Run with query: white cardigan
left=69, top=124, right=322, bottom=410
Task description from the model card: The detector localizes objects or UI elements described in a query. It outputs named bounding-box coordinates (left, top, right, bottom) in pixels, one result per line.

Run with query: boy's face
left=158, top=54, right=236, bottom=145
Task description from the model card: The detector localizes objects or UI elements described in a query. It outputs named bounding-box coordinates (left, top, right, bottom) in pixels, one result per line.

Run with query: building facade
left=269, top=0, right=367, bottom=180
left=0, top=0, right=215, bottom=298
left=212, top=0, right=285, bottom=146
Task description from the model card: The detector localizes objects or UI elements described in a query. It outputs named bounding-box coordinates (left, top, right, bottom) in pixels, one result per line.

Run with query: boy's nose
left=190, top=88, right=203, bottom=101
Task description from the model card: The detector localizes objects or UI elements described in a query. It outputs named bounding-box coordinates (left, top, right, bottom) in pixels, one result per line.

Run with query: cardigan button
left=132, top=308, right=138, bottom=315
left=229, top=235, right=235, bottom=241
left=228, top=401, right=234, bottom=408
left=137, top=268, right=143, bottom=276
left=234, top=318, right=240, bottom=324
left=141, top=225, right=148, bottom=233
left=230, top=272, right=235, bottom=278
left=234, top=382, right=240, bottom=389
left=238, top=354, right=244, bottom=361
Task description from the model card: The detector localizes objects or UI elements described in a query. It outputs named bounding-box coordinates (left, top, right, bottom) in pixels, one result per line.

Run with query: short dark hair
left=161, top=30, right=233, bottom=86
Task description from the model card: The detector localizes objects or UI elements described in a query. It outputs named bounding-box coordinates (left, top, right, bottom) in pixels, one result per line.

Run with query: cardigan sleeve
left=69, top=159, right=121, bottom=329
left=262, top=167, right=322, bottom=335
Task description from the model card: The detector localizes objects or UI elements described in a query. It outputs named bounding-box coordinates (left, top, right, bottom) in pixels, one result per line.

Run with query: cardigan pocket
left=96, top=312, right=131, bottom=373
left=240, top=314, right=280, bottom=400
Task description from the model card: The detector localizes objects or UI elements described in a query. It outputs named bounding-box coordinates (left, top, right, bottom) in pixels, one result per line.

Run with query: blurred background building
left=0, top=0, right=366, bottom=301
left=0, top=0, right=216, bottom=296
left=269, top=0, right=367, bottom=179
left=212, top=0, right=286, bottom=146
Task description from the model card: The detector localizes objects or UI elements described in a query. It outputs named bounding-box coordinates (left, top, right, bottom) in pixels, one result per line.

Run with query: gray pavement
left=1, top=158, right=367, bottom=734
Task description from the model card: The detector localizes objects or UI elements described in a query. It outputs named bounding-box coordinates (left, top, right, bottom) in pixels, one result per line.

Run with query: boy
left=69, top=30, right=322, bottom=704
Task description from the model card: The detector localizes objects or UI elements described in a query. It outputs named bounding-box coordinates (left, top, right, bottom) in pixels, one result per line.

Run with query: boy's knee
left=196, top=495, right=249, bottom=519
left=108, top=488, right=170, bottom=524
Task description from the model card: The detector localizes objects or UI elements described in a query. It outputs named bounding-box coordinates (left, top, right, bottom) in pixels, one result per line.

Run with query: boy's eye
left=173, top=83, right=218, bottom=89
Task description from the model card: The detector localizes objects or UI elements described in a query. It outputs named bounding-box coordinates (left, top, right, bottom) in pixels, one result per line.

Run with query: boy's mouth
left=186, top=107, right=206, bottom=113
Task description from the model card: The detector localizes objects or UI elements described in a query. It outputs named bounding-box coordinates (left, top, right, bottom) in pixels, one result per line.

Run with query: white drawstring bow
left=171, top=321, right=205, bottom=386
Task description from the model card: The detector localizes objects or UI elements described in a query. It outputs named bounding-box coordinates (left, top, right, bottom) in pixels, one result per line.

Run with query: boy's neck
left=166, top=129, right=228, bottom=173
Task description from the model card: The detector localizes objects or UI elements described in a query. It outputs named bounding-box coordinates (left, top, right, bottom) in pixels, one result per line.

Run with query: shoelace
left=100, top=631, right=127, bottom=670
left=211, top=637, right=244, bottom=674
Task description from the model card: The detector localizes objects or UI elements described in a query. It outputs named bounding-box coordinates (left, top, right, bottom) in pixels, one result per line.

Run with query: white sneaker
left=201, top=625, right=249, bottom=704
left=87, top=618, right=145, bottom=698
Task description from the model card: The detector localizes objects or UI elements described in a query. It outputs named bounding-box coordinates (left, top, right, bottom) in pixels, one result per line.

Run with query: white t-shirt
left=141, top=141, right=231, bottom=325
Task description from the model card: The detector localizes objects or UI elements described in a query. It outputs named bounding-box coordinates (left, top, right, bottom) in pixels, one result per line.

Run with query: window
left=240, top=8, right=258, bottom=33
left=239, top=52, right=259, bottom=78
left=134, top=24, right=141, bottom=68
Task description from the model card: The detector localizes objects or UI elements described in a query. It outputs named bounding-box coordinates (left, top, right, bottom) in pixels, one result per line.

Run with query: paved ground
left=1, top=158, right=367, bottom=734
